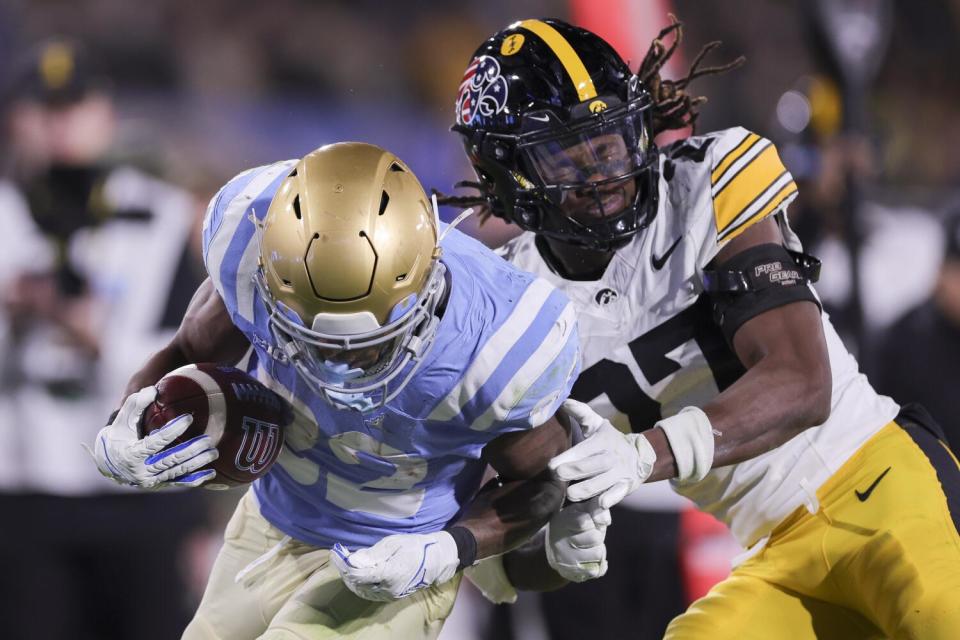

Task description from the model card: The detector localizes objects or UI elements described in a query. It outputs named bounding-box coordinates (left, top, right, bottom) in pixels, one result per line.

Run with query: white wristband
left=656, top=406, right=715, bottom=483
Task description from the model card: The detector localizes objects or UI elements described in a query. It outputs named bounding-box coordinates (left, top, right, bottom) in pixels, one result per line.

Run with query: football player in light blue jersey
left=88, top=142, right=580, bottom=639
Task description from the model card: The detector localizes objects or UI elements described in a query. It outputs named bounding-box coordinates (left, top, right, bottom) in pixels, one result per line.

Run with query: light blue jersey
left=202, top=160, right=580, bottom=549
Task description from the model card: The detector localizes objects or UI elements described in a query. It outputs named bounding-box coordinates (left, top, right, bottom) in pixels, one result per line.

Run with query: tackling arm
left=451, top=412, right=571, bottom=559
left=642, top=217, right=831, bottom=481
left=331, top=412, right=573, bottom=601
left=538, top=217, right=831, bottom=585
left=552, top=217, right=831, bottom=498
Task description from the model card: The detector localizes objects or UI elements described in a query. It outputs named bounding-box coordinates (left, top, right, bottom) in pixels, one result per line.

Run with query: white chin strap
left=432, top=193, right=475, bottom=245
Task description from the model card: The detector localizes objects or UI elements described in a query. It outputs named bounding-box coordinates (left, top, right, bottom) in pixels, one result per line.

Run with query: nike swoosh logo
left=855, top=466, right=892, bottom=502
left=651, top=236, right=683, bottom=270
left=527, top=114, right=551, bottom=122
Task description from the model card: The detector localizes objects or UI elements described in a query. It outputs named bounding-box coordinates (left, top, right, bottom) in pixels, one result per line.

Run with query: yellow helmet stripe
left=519, top=19, right=597, bottom=102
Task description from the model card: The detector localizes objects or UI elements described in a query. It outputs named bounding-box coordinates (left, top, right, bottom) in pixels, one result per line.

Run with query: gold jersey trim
left=712, top=133, right=793, bottom=240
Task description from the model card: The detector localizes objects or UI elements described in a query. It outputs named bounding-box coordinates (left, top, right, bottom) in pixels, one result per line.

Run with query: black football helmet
left=452, top=18, right=659, bottom=251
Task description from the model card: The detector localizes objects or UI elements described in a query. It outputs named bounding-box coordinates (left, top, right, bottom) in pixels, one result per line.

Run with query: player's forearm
left=643, top=352, right=829, bottom=483
left=451, top=471, right=566, bottom=558
left=121, top=339, right=191, bottom=399
left=705, top=351, right=831, bottom=465
left=642, top=426, right=679, bottom=482
left=638, top=294, right=831, bottom=483
left=121, top=279, right=249, bottom=401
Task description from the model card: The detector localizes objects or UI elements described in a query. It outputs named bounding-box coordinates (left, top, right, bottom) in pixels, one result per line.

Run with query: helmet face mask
left=454, top=19, right=660, bottom=251
left=519, top=96, right=657, bottom=249
left=254, top=142, right=446, bottom=411
left=254, top=263, right=446, bottom=410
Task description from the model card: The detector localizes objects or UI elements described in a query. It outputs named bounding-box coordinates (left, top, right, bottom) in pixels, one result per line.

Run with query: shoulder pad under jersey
left=201, top=160, right=297, bottom=321
left=427, top=232, right=581, bottom=433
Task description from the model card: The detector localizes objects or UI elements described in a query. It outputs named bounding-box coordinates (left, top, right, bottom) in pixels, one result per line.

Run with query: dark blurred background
left=1, top=1, right=958, bottom=639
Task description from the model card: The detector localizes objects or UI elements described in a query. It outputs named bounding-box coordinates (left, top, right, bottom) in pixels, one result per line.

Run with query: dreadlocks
left=639, top=15, right=745, bottom=135
left=433, top=16, right=745, bottom=216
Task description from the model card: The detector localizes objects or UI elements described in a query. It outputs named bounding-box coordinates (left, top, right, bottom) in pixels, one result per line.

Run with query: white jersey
left=499, top=127, right=899, bottom=547
left=0, top=169, right=194, bottom=494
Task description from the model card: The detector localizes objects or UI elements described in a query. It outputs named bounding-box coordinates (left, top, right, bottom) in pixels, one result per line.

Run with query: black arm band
left=445, top=525, right=478, bottom=570
left=703, top=243, right=822, bottom=344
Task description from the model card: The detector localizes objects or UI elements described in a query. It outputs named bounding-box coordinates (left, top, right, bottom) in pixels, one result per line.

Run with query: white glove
left=331, top=531, right=460, bottom=601
left=549, top=399, right=657, bottom=508
left=86, top=386, right=219, bottom=489
left=546, top=497, right=612, bottom=582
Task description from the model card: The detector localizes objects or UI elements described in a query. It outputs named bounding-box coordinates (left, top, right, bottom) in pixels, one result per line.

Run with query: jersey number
left=278, top=412, right=428, bottom=519
left=571, top=297, right=744, bottom=431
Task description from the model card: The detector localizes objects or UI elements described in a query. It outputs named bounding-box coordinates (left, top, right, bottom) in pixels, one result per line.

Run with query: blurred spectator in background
left=775, top=74, right=943, bottom=354
left=0, top=40, right=210, bottom=640
left=874, top=211, right=960, bottom=448
left=0, top=1, right=956, bottom=639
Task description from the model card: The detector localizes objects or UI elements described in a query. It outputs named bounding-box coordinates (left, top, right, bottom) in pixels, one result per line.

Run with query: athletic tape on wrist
left=656, top=406, right=715, bottom=483
left=626, top=433, right=657, bottom=484
left=446, top=526, right=478, bottom=570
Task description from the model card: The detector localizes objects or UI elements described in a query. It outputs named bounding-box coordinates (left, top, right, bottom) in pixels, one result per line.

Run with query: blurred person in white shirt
left=0, top=40, right=209, bottom=640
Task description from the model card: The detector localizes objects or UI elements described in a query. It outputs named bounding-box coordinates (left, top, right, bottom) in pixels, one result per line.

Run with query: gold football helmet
left=254, top=142, right=446, bottom=410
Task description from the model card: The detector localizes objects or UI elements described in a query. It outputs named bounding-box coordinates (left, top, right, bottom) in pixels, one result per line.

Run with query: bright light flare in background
left=776, top=90, right=812, bottom=134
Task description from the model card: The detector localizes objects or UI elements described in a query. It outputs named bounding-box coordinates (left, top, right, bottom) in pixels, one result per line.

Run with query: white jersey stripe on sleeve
left=470, top=301, right=578, bottom=431
left=717, top=170, right=794, bottom=239
left=428, top=277, right=556, bottom=422
left=710, top=129, right=754, bottom=184
left=237, top=160, right=298, bottom=321
left=711, top=138, right=772, bottom=197
left=205, top=162, right=296, bottom=300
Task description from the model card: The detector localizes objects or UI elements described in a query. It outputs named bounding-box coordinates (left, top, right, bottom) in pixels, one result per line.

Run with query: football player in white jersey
left=443, top=18, right=960, bottom=639
left=87, top=142, right=583, bottom=639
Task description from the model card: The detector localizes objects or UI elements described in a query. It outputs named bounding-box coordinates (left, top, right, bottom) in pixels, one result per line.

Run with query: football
left=138, top=363, right=292, bottom=489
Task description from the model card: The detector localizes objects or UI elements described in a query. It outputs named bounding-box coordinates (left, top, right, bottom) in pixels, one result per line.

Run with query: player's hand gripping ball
left=139, top=364, right=292, bottom=490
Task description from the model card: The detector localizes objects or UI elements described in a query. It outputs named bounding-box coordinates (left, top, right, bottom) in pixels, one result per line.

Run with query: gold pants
left=182, top=490, right=461, bottom=640
left=666, top=420, right=960, bottom=639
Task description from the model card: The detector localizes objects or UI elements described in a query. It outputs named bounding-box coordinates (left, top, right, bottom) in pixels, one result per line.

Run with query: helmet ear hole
left=517, top=206, right=538, bottom=227
left=480, top=139, right=511, bottom=162
left=378, top=190, right=390, bottom=216
left=293, top=195, right=302, bottom=220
